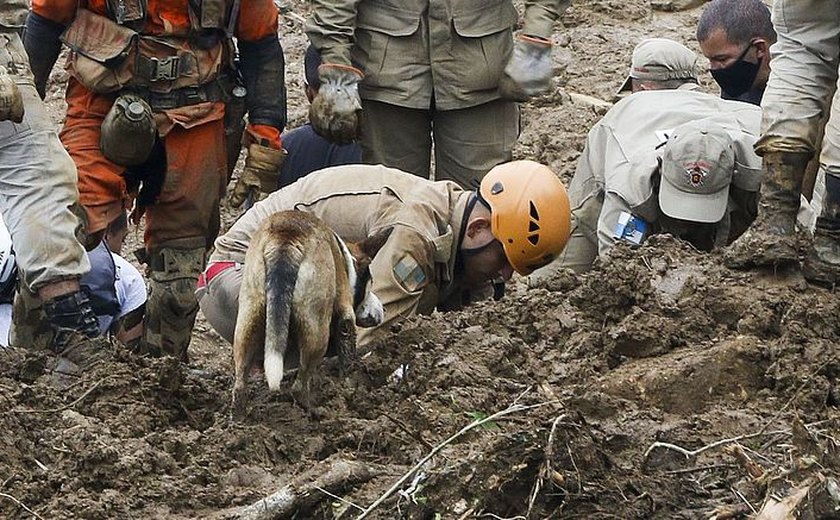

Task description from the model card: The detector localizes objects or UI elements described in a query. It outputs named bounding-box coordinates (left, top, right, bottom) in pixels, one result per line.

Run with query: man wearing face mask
left=696, top=0, right=775, bottom=106
left=531, top=38, right=763, bottom=277
left=726, top=1, right=840, bottom=285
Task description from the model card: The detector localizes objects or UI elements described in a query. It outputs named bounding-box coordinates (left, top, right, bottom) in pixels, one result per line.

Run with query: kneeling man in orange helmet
left=198, top=161, right=572, bottom=347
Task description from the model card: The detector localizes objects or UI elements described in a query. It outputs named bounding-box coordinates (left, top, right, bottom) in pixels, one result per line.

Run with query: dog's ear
left=359, top=227, right=394, bottom=259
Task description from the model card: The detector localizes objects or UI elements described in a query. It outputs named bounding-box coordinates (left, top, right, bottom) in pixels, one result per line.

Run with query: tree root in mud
left=214, top=455, right=385, bottom=520
left=355, top=399, right=555, bottom=519
left=650, top=0, right=708, bottom=11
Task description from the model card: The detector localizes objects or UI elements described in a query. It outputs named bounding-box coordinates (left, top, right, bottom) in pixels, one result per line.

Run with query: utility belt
left=61, top=8, right=234, bottom=96
left=127, top=74, right=242, bottom=111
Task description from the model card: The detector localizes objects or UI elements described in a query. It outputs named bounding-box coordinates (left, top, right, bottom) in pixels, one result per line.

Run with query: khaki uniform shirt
left=306, top=0, right=569, bottom=110
left=557, top=87, right=763, bottom=272
left=211, top=164, right=471, bottom=344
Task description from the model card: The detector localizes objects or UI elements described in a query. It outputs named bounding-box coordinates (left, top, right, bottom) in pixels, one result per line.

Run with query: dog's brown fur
left=232, top=210, right=390, bottom=411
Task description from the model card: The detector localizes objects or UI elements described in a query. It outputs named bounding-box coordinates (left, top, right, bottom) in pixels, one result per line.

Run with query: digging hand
left=309, top=64, right=363, bottom=145
left=499, top=35, right=553, bottom=102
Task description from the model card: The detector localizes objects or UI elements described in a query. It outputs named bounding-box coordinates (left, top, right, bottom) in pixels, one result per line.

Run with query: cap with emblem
left=658, top=119, right=736, bottom=224
left=618, top=38, right=698, bottom=93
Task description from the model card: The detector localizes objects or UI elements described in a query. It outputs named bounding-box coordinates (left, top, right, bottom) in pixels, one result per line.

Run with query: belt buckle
left=182, top=88, right=206, bottom=105
left=149, top=56, right=180, bottom=82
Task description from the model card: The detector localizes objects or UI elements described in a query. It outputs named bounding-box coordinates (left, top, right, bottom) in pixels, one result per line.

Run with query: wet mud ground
left=2, top=1, right=838, bottom=518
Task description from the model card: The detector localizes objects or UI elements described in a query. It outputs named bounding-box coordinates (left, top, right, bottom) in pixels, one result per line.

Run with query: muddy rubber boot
left=725, top=152, right=810, bottom=269
left=42, top=290, right=110, bottom=371
left=803, top=173, right=840, bottom=286
left=11, top=284, right=55, bottom=349
left=143, top=239, right=206, bottom=363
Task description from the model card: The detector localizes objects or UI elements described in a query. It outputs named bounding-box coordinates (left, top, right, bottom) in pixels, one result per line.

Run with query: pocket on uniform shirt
left=450, top=1, right=518, bottom=93
left=354, top=3, right=422, bottom=90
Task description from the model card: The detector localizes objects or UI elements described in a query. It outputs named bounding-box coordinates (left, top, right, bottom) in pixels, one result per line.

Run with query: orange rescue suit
left=32, top=0, right=283, bottom=248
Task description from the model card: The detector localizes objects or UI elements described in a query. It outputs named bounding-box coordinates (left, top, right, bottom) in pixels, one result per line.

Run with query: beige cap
left=658, top=119, right=735, bottom=223
left=618, top=38, right=698, bottom=92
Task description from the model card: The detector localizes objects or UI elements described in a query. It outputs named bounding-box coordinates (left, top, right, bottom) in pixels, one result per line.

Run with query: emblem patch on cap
left=683, top=161, right=710, bottom=188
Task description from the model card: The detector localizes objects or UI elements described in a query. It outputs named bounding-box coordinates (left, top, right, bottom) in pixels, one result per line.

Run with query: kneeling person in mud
left=555, top=118, right=761, bottom=274
left=199, top=161, right=572, bottom=355
left=2, top=213, right=147, bottom=349
left=26, top=0, right=287, bottom=364
left=533, top=38, right=763, bottom=277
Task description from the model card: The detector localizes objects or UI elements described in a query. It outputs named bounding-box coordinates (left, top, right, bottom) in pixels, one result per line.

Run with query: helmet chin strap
left=456, top=192, right=507, bottom=301
left=458, top=192, right=497, bottom=259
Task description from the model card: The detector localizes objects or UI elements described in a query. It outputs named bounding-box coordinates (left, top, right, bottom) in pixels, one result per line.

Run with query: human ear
left=466, top=217, right=491, bottom=239
left=753, top=38, right=769, bottom=59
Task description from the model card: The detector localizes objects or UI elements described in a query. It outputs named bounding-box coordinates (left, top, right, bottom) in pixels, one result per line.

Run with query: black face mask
left=710, top=43, right=760, bottom=97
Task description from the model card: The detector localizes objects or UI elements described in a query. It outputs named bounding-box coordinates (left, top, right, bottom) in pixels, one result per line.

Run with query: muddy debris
left=1, top=236, right=837, bottom=519
left=2, top=1, right=838, bottom=519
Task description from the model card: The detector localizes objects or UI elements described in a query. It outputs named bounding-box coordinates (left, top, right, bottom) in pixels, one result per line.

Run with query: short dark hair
left=304, top=44, right=322, bottom=90
left=633, top=77, right=698, bottom=91
left=696, top=0, right=776, bottom=46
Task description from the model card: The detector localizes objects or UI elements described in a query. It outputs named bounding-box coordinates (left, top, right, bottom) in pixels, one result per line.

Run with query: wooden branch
left=355, top=400, right=556, bottom=520
left=217, top=456, right=382, bottom=520
left=644, top=430, right=788, bottom=461
left=13, top=378, right=108, bottom=414
left=0, top=492, right=46, bottom=520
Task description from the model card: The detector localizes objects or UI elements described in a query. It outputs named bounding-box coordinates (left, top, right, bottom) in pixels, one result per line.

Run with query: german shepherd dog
left=232, top=210, right=391, bottom=411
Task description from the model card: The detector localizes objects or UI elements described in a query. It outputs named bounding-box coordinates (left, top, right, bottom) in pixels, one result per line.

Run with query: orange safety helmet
left=479, top=160, right=572, bottom=275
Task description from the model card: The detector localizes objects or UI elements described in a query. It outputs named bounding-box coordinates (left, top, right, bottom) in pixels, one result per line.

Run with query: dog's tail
left=263, top=246, right=301, bottom=391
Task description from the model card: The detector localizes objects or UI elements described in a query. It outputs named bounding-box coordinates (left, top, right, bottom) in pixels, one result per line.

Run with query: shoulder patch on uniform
left=393, top=254, right=428, bottom=293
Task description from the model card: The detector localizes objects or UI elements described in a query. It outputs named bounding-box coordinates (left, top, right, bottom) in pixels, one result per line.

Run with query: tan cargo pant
left=0, top=32, right=89, bottom=293
left=197, top=264, right=241, bottom=345
left=360, top=99, right=520, bottom=189
left=758, top=0, right=840, bottom=175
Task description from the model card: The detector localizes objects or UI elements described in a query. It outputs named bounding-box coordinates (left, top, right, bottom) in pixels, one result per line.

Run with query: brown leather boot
left=803, top=172, right=840, bottom=285
left=725, top=151, right=810, bottom=268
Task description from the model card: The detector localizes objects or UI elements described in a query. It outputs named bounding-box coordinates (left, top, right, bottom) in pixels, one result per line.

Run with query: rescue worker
left=726, top=1, right=840, bottom=285
left=0, top=1, right=104, bottom=363
left=25, top=0, right=287, bottom=362
left=696, top=0, right=775, bottom=106
left=544, top=38, right=763, bottom=275
left=198, top=161, right=572, bottom=347
left=278, top=45, right=361, bottom=189
left=305, top=0, right=570, bottom=189
left=0, top=214, right=147, bottom=348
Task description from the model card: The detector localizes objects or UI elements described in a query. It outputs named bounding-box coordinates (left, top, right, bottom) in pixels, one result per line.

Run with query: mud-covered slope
left=3, top=0, right=837, bottom=518
left=1, top=238, right=837, bottom=519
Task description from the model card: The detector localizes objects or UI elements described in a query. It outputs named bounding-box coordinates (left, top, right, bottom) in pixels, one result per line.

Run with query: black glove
left=499, top=35, right=553, bottom=102
left=125, top=137, right=167, bottom=218
left=309, top=64, right=363, bottom=145
left=23, top=12, right=64, bottom=99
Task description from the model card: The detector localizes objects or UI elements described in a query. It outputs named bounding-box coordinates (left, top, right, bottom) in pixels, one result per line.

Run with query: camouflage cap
left=618, top=38, right=698, bottom=92
left=658, top=119, right=735, bottom=224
